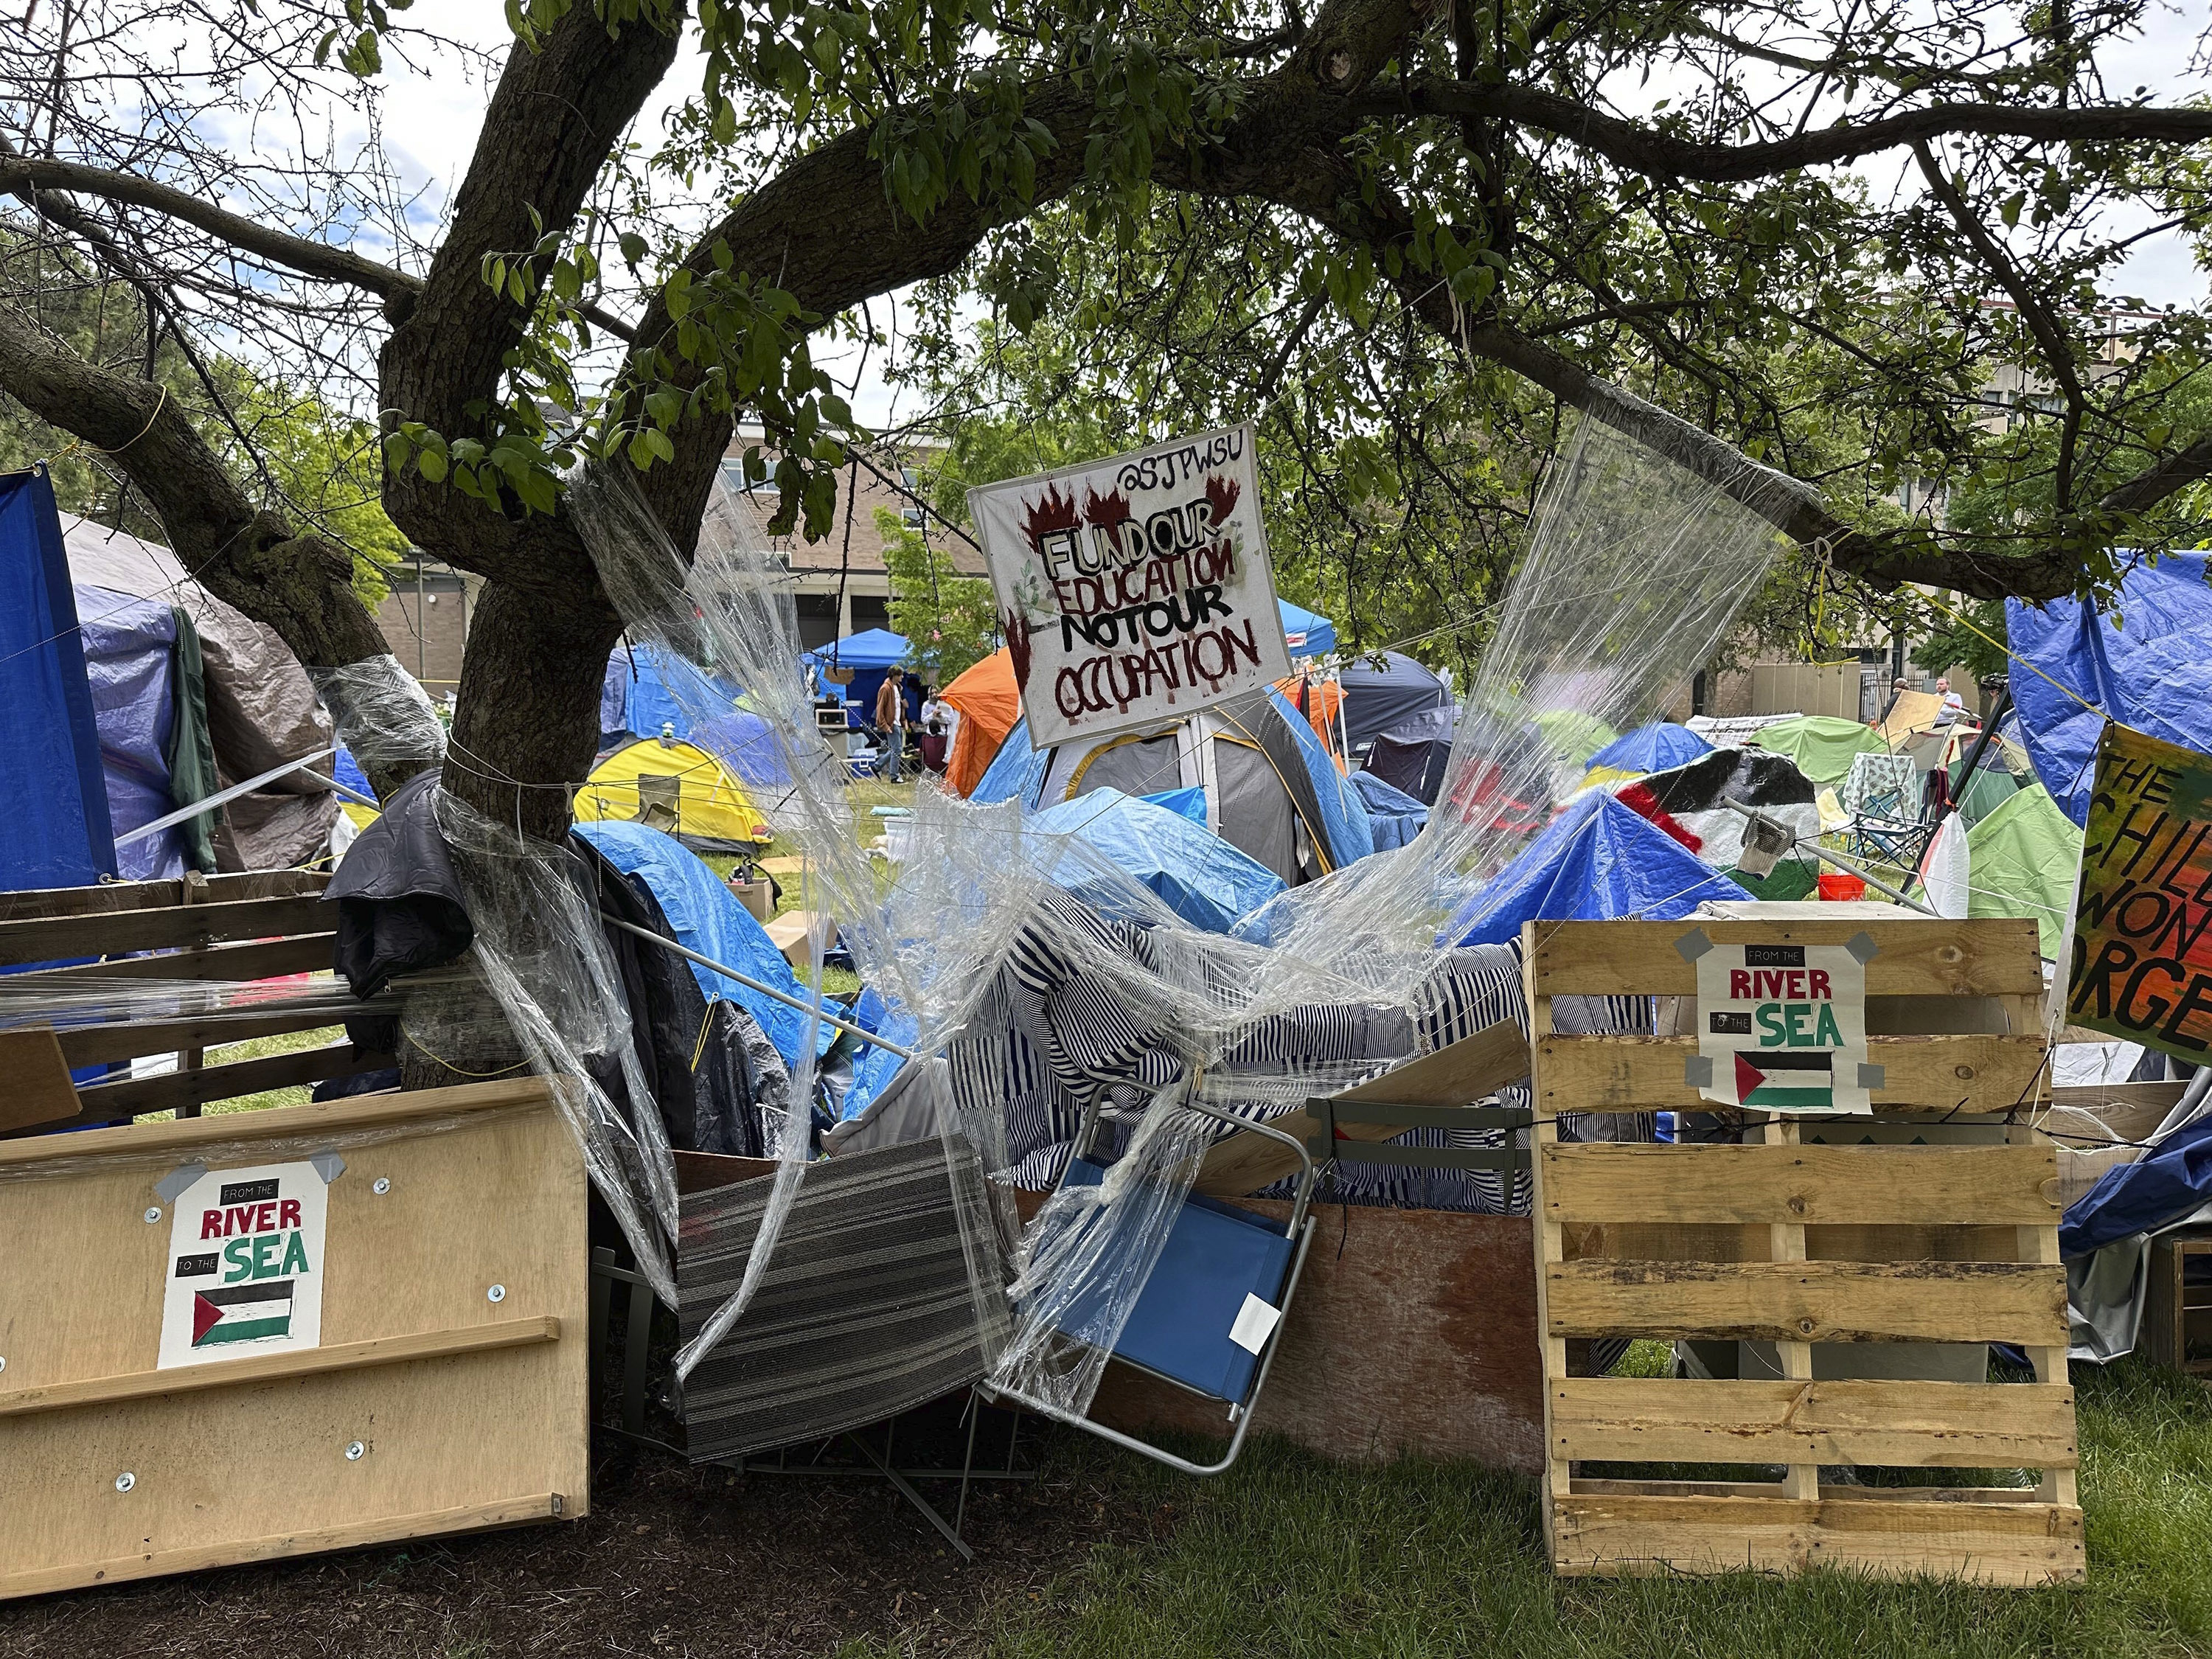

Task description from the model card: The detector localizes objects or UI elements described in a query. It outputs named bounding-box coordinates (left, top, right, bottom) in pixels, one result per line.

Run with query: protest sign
left=967, top=425, right=1292, bottom=749
left=158, top=1160, right=327, bottom=1368
left=2067, top=722, right=2212, bottom=1061
left=1687, top=932, right=1877, bottom=1114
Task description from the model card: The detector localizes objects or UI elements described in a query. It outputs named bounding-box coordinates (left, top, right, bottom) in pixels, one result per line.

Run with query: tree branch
left=2100, top=431, right=2212, bottom=515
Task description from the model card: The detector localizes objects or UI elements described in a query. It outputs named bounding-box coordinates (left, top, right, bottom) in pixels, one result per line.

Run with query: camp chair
left=988, top=1091, right=1318, bottom=1478
left=635, top=772, right=682, bottom=833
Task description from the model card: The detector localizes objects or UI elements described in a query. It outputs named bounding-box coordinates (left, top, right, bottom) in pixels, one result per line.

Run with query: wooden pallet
left=1526, top=917, right=2082, bottom=1586
left=2141, top=1232, right=2212, bottom=1378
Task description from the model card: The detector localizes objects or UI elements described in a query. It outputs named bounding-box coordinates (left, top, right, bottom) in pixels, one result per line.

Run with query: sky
left=220, top=0, right=2212, bottom=427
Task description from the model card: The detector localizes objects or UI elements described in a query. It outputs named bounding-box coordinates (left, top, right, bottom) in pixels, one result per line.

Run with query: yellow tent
left=574, top=737, right=773, bottom=848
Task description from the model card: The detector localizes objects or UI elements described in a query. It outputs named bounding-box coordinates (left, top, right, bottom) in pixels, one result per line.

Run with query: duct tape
left=1857, top=1063, right=1887, bottom=1090
left=1846, top=931, right=1880, bottom=964
left=1674, top=928, right=1714, bottom=962
left=1683, top=1055, right=1714, bottom=1088
left=310, top=1151, right=347, bottom=1184
left=153, top=1162, right=206, bottom=1204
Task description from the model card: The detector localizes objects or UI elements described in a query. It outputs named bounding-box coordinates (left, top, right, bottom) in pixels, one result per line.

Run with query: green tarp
left=1965, top=782, right=2079, bottom=958
left=1947, top=751, right=2020, bottom=830
left=1747, top=714, right=1893, bottom=787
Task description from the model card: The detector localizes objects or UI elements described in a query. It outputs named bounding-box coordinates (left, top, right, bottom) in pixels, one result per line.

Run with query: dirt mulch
left=0, top=1416, right=1153, bottom=1659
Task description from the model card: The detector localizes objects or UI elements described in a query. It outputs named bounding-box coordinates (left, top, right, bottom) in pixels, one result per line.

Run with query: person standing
left=874, top=667, right=907, bottom=782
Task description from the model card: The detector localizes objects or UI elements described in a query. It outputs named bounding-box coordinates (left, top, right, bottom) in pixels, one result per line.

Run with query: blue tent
left=602, top=642, right=743, bottom=748
left=2006, top=553, right=2212, bottom=827
left=1278, top=599, right=1337, bottom=658
left=77, top=590, right=188, bottom=880
left=333, top=743, right=375, bottom=801
left=1351, top=769, right=1427, bottom=851
left=1585, top=721, right=1713, bottom=777
left=1339, top=650, right=1448, bottom=748
left=0, top=471, right=116, bottom=892
left=1445, top=790, right=1752, bottom=946
left=1265, top=687, right=1374, bottom=869
left=972, top=714, right=1043, bottom=806
left=695, top=709, right=795, bottom=791
left=574, top=820, right=830, bottom=1066
left=1029, top=787, right=1285, bottom=933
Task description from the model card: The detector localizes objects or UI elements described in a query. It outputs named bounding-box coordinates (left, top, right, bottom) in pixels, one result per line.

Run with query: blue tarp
left=1266, top=688, right=1374, bottom=869
left=2006, top=554, right=2212, bottom=827
left=602, top=643, right=742, bottom=747
left=837, top=983, right=918, bottom=1122
left=2061, top=1115, right=2212, bottom=1259
left=1278, top=599, right=1337, bottom=658
left=333, top=744, right=375, bottom=802
left=1141, top=785, right=1208, bottom=825
left=974, top=715, right=1046, bottom=806
left=1586, top=721, right=1712, bottom=776
left=77, top=588, right=186, bottom=881
left=1339, top=650, right=1448, bottom=748
left=1351, top=769, right=1427, bottom=850
left=1029, top=787, right=1285, bottom=933
left=1445, top=790, right=1752, bottom=946
left=0, top=471, right=115, bottom=891
left=574, top=820, right=829, bottom=1066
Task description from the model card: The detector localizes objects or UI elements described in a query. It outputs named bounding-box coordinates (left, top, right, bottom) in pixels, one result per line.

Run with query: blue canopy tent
left=1338, top=650, right=1448, bottom=749
left=1444, top=790, right=1752, bottom=946
left=1278, top=599, right=1337, bottom=658
left=804, top=627, right=914, bottom=728
left=601, top=641, right=744, bottom=748
left=1029, top=787, right=1286, bottom=933
left=1585, top=721, right=1713, bottom=778
left=2006, top=553, right=2212, bottom=826
left=0, top=470, right=116, bottom=892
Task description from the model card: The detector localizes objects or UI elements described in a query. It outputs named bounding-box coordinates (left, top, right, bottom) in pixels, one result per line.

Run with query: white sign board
left=158, top=1160, right=328, bottom=1368
left=1688, top=934, right=1877, bottom=1116
left=967, top=425, right=1292, bottom=749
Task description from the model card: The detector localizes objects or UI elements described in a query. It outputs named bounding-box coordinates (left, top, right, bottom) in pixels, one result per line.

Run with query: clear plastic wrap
left=307, top=653, right=447, bottom=793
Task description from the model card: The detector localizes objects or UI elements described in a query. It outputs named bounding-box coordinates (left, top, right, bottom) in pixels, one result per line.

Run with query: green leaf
left=416, top=448, right=448, bottom=482
left=619, top=232, right=650, bottom=265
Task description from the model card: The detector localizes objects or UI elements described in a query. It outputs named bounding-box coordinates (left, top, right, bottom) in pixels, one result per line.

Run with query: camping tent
left=1533, top=709, right=1618, bottom=767
left=1746, top=714, right=1891, bottom=787
left=0, top=472, right=116, bottom=891
left=1445, top=790, right=1753, bottom=946
left=60, top=512, right=336, bottom=869
left=574, top=737, right=773, bottom=852
left=602, top=641, right=743, bottom=746
left=2006, top=552, right=2212, bottom=826
left=940, top=648, right=1024, bottom=796
left=1277, top=599, right=1337, bottom=658
left=1963, top=782, right=2078, bottom=958
left=1024, top=688, right=1372, bottom=884
left=1338, top=651, right=1450, bottom=750
left=1028, top=787, right=1285, bottom=933
left=1584, top=721, right=1711, bottom=782
left=694, top=710, right=795, bottom=793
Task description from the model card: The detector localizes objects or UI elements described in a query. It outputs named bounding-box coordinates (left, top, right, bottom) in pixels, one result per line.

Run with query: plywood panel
left=1540, top=1143, right=2060, bottom=1228
left=1545, top=1259, right=2067, bottom=1346
left=1537, top=1033, right=2045, bottom=1114
left=0, top=1027, right=80, bottom=1133
left=1549, top=1377, right=2077, bottom=1467
left=1529, top=919, right=2043, bottom=998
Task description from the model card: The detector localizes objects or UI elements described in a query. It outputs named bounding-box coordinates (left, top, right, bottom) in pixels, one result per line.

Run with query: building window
left=900, top=465, right=925, bottom=529
left=720, top=457, right=780, bottom=498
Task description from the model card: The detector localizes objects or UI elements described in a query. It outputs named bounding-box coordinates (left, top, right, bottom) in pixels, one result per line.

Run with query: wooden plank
left=1565, top=1219, right=2027, bottom=1265
left=1545, top=1259, right=2068, bottom=1346
left=55, top=1001, right=393, bottom=1068
left=2048, top=1079, right=2191, bottom=1114
left=0, top=1075, right=549, bottom=1168
left=47, top=1040, right=387, bottom=1130
left=0, top=870, right=325, bottom=925
left=0, top=1027, right=82, bottom=1134
left=1527, top=932, right=1571, bottom=1545
left=6, top=934, right=335, bottom=985
left=1194, top=1019, right=1530, bottom=1198
left=0, top=1318, right=560, bottom=1417
left=1540, top=1143, right=2061, bottom=1228
left=0, top=894, right=334, bottom=968
left=0, top=1494, right=564, bottom=1600
left=1537, top=1033, right=2046, bottom=1113
left=1529, top=919, right=2044, bottom=998
left=1549, top=1377, right=2079, bottom=1468
left=1550, top=1490, right=2084, bottom=1585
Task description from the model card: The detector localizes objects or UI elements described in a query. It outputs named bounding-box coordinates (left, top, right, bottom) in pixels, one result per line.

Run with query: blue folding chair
left=990, top=1093, right=1317, bottom=1476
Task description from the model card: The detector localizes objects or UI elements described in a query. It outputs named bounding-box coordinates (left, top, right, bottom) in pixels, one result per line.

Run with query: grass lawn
left=836, top=1357, right=2212, bottom=1659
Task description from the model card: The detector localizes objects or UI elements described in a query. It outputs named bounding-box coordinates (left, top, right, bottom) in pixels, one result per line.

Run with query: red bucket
left=1817, top=872, right=1867, bottom=902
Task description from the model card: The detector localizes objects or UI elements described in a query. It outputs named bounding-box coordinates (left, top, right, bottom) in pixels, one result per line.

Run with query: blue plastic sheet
left=2061, top=1114, right=2212, bottom=1259
left=76, top=587, right=184, bottom=880
left=1350, top=769, right=1427, bottom=850
left=1265, top=688, right=1374, bottom=869
left=0, top=471, right=116, bottom=891
left=837, top=983, right=919, bottom=1121
left=1029, top=787, right=1285, bottom=933
left=696, top=709, right=796, bottom=790
left=1585, top=721, right=1712, bottom=776
left=2006, top=554, right=2212, bottom=827
left=971, top=714, right=1040, bottom=805
left=1445, top=790, right=1752, bottom=946
left=1141, top=785, right=1208, bottom=825
left=574, top=819, right=830, bottom=1065
left=333, top=743, right=375, bottom=801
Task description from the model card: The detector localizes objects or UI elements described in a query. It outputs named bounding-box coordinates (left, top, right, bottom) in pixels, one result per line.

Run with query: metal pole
left=1710, top=795, right=1941, bottom=918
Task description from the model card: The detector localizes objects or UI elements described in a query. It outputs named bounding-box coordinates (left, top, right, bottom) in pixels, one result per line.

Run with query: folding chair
left=988, top=1093, right=1318, bottom=1477
left=635, top=772, right=682, bottom=833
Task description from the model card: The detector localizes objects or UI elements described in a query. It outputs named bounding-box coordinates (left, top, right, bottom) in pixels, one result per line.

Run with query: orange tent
left=942, top=648, right=1023, bottom=796
left=1274, top=674, right=1346, bottom=769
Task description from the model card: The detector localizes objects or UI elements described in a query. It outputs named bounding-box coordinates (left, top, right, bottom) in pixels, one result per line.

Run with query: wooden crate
left=2140, top=1232, right=2212, bottom=1378
left=1527, top=917, right=2082, bottom=1586
left=0, top=1078, right=588, bottom=1598
left=0, top=870, right=394, bottom=1134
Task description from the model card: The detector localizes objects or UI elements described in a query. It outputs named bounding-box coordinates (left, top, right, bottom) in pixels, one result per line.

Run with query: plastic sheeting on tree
left=1026, top=787, right=1286, bottom=933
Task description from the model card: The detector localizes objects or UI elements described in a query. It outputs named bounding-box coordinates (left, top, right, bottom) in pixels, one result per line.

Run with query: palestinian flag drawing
left=1731, top=1049, right=1835, bottom=1110
left=190, top=1280, right=295, bottom=1348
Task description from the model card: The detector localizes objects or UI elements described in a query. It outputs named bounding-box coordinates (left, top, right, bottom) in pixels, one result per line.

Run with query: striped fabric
left=675, top=1136, right=1011, bottom=1461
